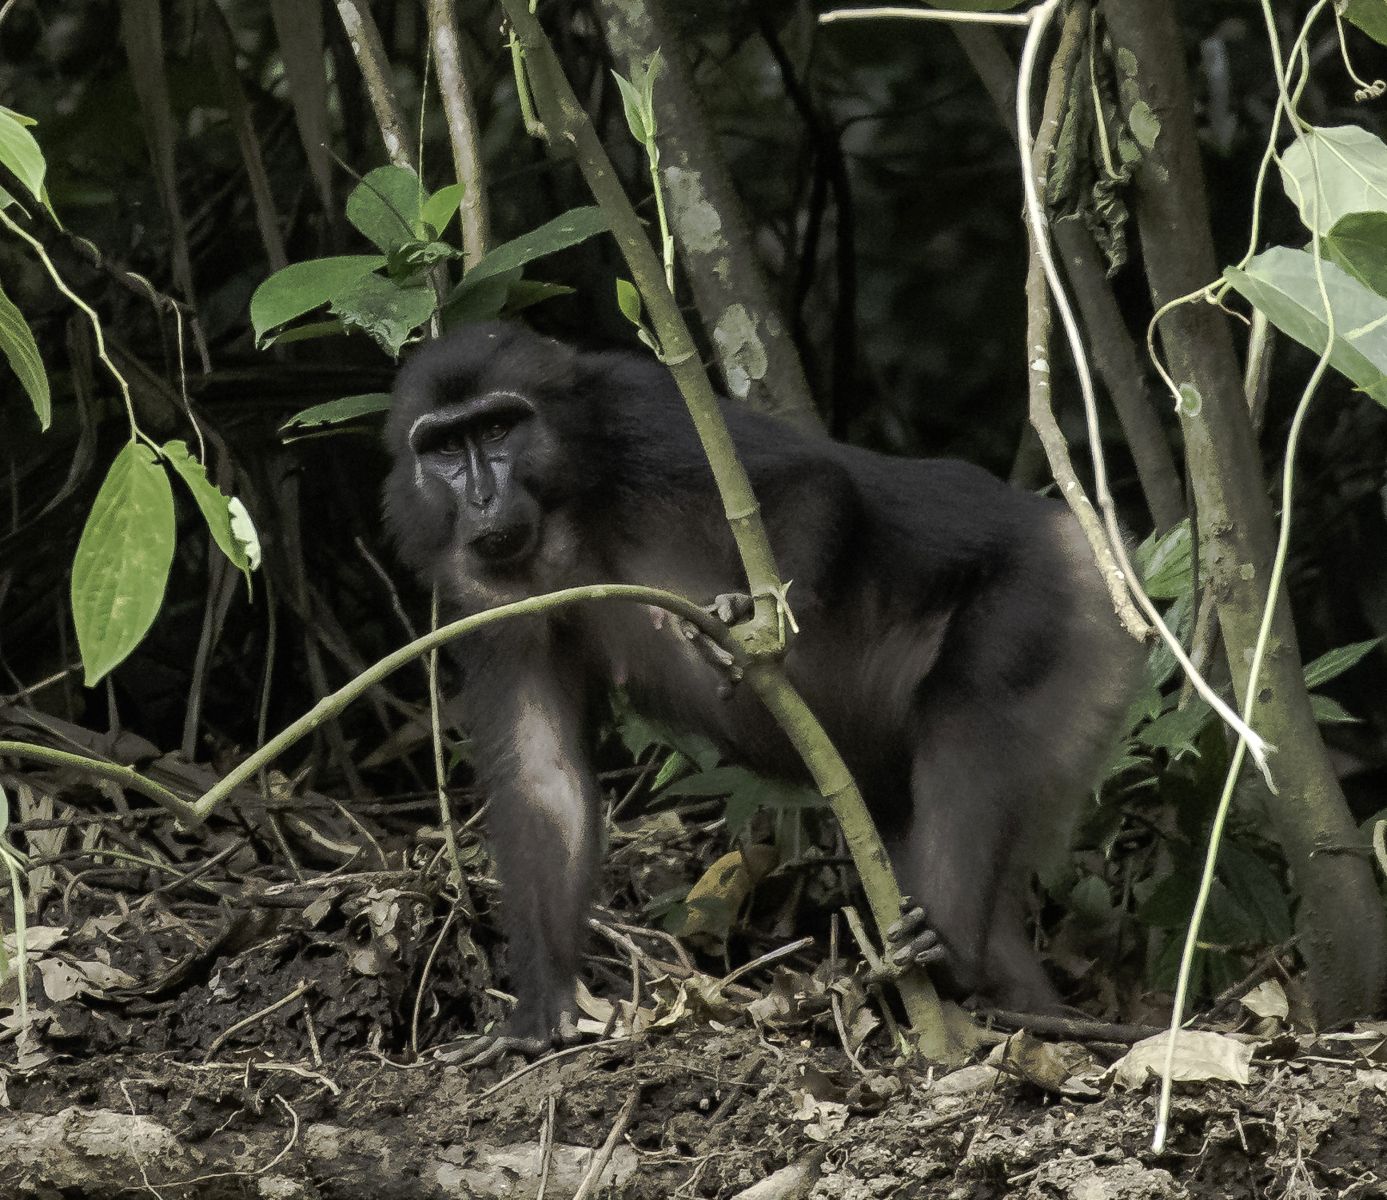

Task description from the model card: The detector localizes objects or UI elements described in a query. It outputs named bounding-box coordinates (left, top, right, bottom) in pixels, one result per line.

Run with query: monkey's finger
left=709, top=592, right=754, bottom=626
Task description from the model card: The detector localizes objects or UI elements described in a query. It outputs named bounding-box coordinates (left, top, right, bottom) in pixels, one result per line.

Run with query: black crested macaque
left=384, top=321, right=1140, bottom=1055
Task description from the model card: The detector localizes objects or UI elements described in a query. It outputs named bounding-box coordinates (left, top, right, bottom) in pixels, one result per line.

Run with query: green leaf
left=0, top=281, right=49, bottom=428
left=612, top=71, right=648, bottom=144
left=258, top=318, right=346, bottom=348
left=1303, top=637, right=1382, bottom=687
left=1223, top=247, right=1387, bottom=407
left=345, top=164, right=427, bottom=254
left=442, top=270, right=518, bottom=327
left=1137, top=698, right=1212, bottom=756
left=1140, top=518, right=1191, bottom=600
left=250, top=256, right=386, bottom=343
left=503, top=279, right=575, bottom=315
left=616, top=277, right=643, bottom=325
left=1343, top=0, right=1387, bottom=46
left=0, top=107, right=47, bottom=207
left=1219, top=844, right=1293, bottom=942
left=464, top=207, right=609, bottom=284
left=330, top=274, right=435, bottom=358
left=641, top=49, right=663, bottom=119
left=1324, top=211, right=1387, bottom=298
left=160, top=440, right=256, bottom=580
left=71, top=442, right=175, bottom=686
left=1279, top=125, right=1387, bottom=238
left=421, top=183, right=466, bottom=237
left=1310, top=694, right=1360, bottom=724
left=280, top=393, right=392, bottom=432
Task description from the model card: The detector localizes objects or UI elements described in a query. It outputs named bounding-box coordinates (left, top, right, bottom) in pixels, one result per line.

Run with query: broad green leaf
left=280, top=392, right=391, bottom=431
left=1343, top=0, right=1387, bottom=46
left=250, top=256, right=385, bottom=343
left=1223, top=247, right=1387, bottom=407
left=1323, top=211, right=1387, bottom=298
left=331, top=274, right=435, bottom=358
left=1303, top=637, right=1382, bottom=687
left=443, top=270, right=516, bottom=327
left=1140, top=518, right=1191, bottom=600
left=616, top=277, right=642, bottom=325
left=421, top=183, right=465, bottom=237
left=465, top=207, right=609, bottom=284
left=71, top=442, right=175, bottom=685
left=1279, top=125, right=1387, bottom=237
left=503, top=279, right=575, bottom=315
left=345, top=164, right=426, bottom=254
left=0, top=107, right=46, bottom=207
left=1310, top=694, right=1360, bottom=724
left=161, top=440, right=256, bottom=581
left=0, top=282, right=49, bottom=428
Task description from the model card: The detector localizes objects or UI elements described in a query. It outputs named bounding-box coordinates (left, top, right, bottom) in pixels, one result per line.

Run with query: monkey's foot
left=870, top=896, right=948, bottom=984
left=436, top=1012, right=581, bottom=1068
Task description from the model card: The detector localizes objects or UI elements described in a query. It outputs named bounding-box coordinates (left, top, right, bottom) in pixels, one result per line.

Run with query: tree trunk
left=1102, top=0, right=1387, bottom=1023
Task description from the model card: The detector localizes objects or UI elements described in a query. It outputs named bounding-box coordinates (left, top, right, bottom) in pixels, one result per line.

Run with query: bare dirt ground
left=3, top=785, right=1386, bottom=1199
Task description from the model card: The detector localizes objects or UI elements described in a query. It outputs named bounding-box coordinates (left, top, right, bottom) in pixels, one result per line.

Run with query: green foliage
left=345, top=164, right=430, bottom=253
left=0, top=106, right=50, bottom=212
left=0, top=281, right=49, bottom=429
left=280, top=393, right=393, bottom=433
left=250, top=162, right=608, bottom=357
left=1224, top=249, right=1387, bottom=407
left=1343, top=0, right=1387, bottom=45
left=459, top=207, right=609, bottom=285
left=1324, top=211, right=1387, bottom=296
left=1278, top=125, right=1387, bottom=237
left=71, top=442, right=176, bottom=686
left=1303, top=638, right=1382, bottom=688
left=161, top=440, right=258, bottom=583
left=250, top=255, right=387, bottom=344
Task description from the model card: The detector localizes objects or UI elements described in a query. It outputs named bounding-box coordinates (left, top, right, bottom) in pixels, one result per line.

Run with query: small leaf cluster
left=250, top=164, right=606, bottom=364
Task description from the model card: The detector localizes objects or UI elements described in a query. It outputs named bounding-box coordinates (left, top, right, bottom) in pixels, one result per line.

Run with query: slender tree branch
left=427, top=0, right=490, bottom=267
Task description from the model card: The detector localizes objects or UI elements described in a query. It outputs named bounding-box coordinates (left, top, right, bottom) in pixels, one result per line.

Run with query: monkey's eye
left=476, top=420, right=512, bottom=446
left=433, top=432, right=468, bottom=456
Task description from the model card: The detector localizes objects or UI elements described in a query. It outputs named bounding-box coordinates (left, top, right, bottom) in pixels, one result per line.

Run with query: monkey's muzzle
left=470, top=524, right=534, bottom=563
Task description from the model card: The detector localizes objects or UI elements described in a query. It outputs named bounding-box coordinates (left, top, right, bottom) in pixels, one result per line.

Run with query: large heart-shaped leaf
left=1223, top=246, right=1387, bottom=407
left=1279, top=125, right=1387, bottom=237
left=71, top=442, right=175, bottom=685
left=1343, top=0, right=1387, bottom=46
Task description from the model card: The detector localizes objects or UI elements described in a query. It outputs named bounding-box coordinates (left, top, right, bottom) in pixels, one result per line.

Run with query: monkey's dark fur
left=385, top=321, right=1139, bottom=1046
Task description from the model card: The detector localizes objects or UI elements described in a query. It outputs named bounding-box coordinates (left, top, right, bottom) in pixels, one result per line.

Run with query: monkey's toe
left=872, top=901, right=948, bottom=982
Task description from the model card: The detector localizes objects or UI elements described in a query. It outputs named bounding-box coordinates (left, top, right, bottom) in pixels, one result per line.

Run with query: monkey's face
left=407, top=390, right=548, bottom=573
left=384, top=323, right=598, bottom=605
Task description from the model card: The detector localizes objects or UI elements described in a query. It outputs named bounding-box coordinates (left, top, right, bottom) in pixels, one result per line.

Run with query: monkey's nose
left=471, top=525, right=531, bottom=562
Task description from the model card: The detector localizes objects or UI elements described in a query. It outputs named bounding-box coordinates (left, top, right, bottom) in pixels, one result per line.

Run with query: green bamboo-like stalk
left=499, top=0, right=964, bottom=1061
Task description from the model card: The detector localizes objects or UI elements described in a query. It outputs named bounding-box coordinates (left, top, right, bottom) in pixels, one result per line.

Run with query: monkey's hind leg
left=890, top=691, right=1064, bottom=1013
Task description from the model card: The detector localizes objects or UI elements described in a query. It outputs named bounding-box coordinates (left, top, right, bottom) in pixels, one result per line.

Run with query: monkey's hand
left=436, top=1012, right=582, bottom=1068
left=869, top=896, right=948, bottom=985
left=671, top=593, right=753, bottom=697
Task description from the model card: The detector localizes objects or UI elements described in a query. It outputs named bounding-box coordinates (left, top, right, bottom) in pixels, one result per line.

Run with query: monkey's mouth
left=469, top=524, right=537, bottom=566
